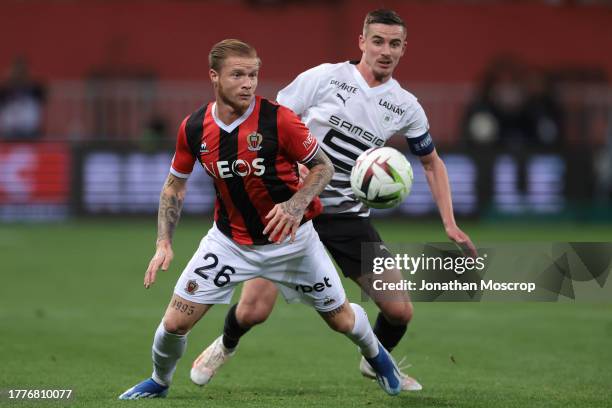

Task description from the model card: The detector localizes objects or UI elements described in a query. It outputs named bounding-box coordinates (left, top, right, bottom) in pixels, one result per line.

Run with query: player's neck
left=215, top=99, right=250, bottom=126
left=356, top=61, right=391, bottom=88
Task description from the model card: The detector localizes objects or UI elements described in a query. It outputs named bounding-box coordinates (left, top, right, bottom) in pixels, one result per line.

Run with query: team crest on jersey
left=247, top=132, right=263, bottom=151
left=186, top=280, right=199, bottom=294
left=382, top=113, right=393, bottom=129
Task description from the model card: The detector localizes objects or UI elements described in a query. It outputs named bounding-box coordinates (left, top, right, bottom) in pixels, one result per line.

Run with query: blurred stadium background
left=0, top=0, right=611, bottom=221
left=1, top=1, right=611, bottom=407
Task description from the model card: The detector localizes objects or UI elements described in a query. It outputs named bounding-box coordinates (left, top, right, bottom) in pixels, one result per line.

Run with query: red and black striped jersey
left=171, top=96, right=322, bottom=245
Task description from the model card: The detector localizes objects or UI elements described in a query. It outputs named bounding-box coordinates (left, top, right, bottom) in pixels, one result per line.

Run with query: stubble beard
left=218, top=83, right=251, bottom=116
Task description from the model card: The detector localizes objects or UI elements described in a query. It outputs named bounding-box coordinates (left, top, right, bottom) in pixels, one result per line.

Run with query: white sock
left=345, top=303, right=379, bottom=358
left=151, top=322, right=187, bottom=386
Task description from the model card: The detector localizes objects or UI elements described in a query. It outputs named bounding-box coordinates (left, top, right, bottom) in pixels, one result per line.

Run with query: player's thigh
left=162, top=293, right=212, bottom=335
left=236, top=278, right=278, bottom=325
left=174, top=225, right=259, bottom=310
left=269, top=225, right=346, bottom=313
left=314, top=216, right=383, bottom=279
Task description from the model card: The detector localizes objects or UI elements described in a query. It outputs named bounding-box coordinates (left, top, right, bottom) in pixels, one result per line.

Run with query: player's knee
left=323, top=308, right=354, bottom=334
left=162, top=319, right=192, bottom=335
left=236, top=302, right=271, bottom=328
left=381, top=302, right=413, bottom=326
left=327, top=317, right=353, bottom=334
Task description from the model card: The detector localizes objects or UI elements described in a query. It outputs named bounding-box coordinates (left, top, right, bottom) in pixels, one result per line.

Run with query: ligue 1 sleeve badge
left=247, top=132, right=263, bottom=151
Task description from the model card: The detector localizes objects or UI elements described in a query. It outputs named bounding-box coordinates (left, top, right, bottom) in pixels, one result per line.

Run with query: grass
left=1, top=218, right=611, bottom=407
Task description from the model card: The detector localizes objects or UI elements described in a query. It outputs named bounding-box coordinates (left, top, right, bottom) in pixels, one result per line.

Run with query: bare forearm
left=423, top=156, right=456, bottom=228
left=157, top=174, right=187, bottom=243
left=282, top=150, right=333, bottom=217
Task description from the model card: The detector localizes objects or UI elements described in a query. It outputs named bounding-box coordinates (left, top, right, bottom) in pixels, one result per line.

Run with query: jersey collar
left=348, top=62, right=396, bottom=97
left=212, top=98, right=256, bottom=133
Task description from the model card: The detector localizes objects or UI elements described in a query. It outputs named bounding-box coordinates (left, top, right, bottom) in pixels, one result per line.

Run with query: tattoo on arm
left=157, top=174, right=186, bottom=243
left=285, top=149, right=334, bottom=214
left=319, top=303, right=345, bottom=319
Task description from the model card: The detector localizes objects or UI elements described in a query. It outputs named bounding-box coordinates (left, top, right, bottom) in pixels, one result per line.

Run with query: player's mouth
left=377, top=60, right=393, bottom=68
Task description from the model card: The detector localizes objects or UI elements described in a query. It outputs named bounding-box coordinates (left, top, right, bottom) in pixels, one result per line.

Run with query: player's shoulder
left=257, top=96, right=297, bottom=120
left=387, top=80, right=427, bottom=119
left=297, top=61, right=348, bottom=79
left=388, top=79, right=421, bottom=105
left=184, top=102, right=210, bottom=123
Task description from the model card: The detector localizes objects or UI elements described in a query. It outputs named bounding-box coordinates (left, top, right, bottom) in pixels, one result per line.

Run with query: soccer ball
left=350, top=147, right=413, bottom=209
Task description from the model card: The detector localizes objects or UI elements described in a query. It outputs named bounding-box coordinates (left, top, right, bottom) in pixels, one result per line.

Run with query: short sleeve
left=170, top=116, right=196, bottom=178
left=277, top=106, right=320, bottom=164
left=276, top=63, right=330, bottom=116
left=400, top=103, right=430, bottom=139
left=400, top=102, right=435, bottom=156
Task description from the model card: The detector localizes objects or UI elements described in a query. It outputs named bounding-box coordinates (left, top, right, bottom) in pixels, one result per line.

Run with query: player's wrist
left=156, top=238, right=172, bottom=248
left=443, top=222, right=458, bottom=232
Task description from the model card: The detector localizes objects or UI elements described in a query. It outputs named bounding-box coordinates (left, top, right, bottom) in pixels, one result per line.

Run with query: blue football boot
left=364, top=342, right=403, bottom=396
left=118, top=378, right=169, bottom=400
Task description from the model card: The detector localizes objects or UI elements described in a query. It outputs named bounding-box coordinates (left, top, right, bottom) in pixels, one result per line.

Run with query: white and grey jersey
left=277, top=61, right=431, bottom=217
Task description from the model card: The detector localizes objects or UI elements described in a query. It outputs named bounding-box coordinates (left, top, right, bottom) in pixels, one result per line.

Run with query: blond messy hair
left=208, top=39, right=260, bottom=72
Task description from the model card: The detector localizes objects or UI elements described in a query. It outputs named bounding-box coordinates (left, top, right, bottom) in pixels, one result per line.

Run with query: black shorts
left=312, top=215, right=390, bottom=279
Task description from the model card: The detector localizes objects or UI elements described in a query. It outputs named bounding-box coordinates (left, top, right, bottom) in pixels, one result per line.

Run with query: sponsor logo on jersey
left=378, top=99, right=406, bottom=116
left=329, top=115, right=384, bottom=146
left=303, top=132, right=315, bottom=150
left=202, top=158, right=266, bottom=179
left=330, top=79, right=358, bottom=94
left=186, top=280, right=199, bottom=294
left=336, top=93, right=350, bottom=106
left=247, top=132, right=263, bottom=151
left=295, top=277, right=332, bottom=293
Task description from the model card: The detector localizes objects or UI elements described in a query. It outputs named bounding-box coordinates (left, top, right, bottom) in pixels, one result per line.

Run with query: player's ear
left=358, top=33, right=366, bottom=53
left=400, top=40, right=407, bottom=57
left=209, top=69, right=219, bottom=86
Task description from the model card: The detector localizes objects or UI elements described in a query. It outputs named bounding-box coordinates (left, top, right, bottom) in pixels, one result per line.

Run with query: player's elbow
left=322, top=161, right=334, bottom=184
left=418, top=150, right=440, bottom=172
left=306, top=150, right=334, bottom=184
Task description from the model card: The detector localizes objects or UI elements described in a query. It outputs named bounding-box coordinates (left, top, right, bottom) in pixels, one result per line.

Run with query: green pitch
left=1, top=219, right=611, bottom=407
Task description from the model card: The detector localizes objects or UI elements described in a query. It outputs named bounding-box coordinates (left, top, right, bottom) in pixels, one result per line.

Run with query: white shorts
left=174, top=221, right=346, bottom=312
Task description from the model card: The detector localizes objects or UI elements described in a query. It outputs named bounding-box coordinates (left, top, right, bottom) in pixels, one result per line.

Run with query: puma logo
left=336, top=93, right=349, bottom=106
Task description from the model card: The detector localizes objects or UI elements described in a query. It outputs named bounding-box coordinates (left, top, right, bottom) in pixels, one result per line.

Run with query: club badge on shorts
left=247, top=132, right=263, bottom=151
left=186, top=280, right=199, bottom=295
left=323, top=296, right=336, bottom=306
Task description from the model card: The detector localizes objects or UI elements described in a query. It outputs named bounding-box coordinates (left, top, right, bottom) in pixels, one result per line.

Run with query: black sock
left=373, top=312, right=407, bottom=352
left=222, top=303, right=250, bottom=349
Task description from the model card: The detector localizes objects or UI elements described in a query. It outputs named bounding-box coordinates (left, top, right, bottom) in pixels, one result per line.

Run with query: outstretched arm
left=264, top=149, right=334, bottom=243
left=419, top=150, right=477, bottom=257
left=144, top=173, right=188, bottom=288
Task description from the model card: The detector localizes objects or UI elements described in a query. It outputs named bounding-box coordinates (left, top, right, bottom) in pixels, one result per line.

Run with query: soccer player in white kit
left=191, top=10, right=477, bottom=392
left=118, top=39, right=405, bottom=399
